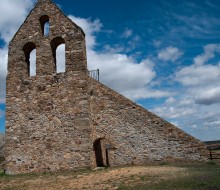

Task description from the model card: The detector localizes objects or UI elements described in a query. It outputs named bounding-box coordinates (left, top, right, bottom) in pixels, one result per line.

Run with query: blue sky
left=0, top=0, right=220, bottom=141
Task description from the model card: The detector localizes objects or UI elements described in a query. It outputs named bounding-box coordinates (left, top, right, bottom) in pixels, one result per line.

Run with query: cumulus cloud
left=88, top=51, right=170, bottom=99
left=176, top=64, right=220, bottom=86
left=158, top=46, right=183, bottom=62
left=194, top=87, right=220, bottom=105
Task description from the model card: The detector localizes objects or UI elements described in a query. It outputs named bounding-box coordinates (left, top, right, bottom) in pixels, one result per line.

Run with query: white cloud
left=103, top=44, right=125, bottom=54
left=88, top=51, right=170, bottom=99
left=158, top=46, right=183, bottom=62
left=194, top=86, right=220, bottom=105
left=194, top=44, right=220, bottom=65
left=0, top=0, right=35, bottom=43
left=176, top=64, right=220, bottom=86
left=0, top=48, right=8, bottom=103
left=68, top=15, right=102, bottom=50
left=152, top=95, right=220, bottom=141
left=153, top=97, right=196, bottom=119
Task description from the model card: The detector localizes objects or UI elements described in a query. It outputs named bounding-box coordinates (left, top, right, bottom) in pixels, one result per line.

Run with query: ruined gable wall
left=89, top=79, right=208, bottom=167
left=8, top=0, right=86, bottom=78
left=5, top=0, right=92, bottom=174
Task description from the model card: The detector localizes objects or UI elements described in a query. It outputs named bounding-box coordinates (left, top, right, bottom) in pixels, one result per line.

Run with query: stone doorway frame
left=93, top=138, right=113, bottom=167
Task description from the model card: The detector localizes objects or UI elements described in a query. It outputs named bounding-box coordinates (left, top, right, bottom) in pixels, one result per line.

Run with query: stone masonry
left=5, top=0, right=208, bottom=174
left=0, top=134, right=5, bottom=161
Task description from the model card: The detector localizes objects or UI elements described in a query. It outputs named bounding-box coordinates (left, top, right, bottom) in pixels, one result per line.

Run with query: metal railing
left=88, top=69, right=99, bottom=81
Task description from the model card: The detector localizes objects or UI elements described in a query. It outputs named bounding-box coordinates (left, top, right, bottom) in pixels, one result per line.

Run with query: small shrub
left=207, top=160, right=216, bottom=165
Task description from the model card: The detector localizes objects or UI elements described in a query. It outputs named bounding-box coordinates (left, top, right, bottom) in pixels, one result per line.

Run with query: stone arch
left=23, top=42, right=36, bottom=76
left=50, top=37, right=65, bottom=73
left=93, top=138, right=114, bottom=167
left=39, top=15, right=50, bottom=36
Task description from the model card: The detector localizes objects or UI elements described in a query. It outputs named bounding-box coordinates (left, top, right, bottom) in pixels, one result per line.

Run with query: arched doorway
left=94, top=139, right=104, bottom=167
left=93, top=138, right=112, bottom=167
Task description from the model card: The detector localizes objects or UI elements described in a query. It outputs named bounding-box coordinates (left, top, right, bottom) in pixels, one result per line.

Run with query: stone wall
left=89, top=79, right=208, bottom=167
left=0, top=134, right=5, bottom=159
left=0, top=133, right=5, bottom=170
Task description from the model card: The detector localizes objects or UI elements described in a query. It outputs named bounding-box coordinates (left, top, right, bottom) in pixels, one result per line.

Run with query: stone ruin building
left=4, top=0, right=207, bottom=174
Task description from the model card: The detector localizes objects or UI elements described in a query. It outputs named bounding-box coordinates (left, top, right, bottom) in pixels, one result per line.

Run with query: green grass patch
left=119, top=163, right=220, bottom=190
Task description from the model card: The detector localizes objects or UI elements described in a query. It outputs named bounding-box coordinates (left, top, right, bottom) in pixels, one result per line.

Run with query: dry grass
left=0, top=163, right=219, bottom=190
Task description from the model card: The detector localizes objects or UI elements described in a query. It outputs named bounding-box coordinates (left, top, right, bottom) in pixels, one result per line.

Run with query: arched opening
left=23, top=42, right=36, bottom=76
left=51, top=37, right=65, bottom=73
left=29, top=49, right=36, bottom=76
left=93, top=138, right=111, bottom=167
left=40, top=15, right=49, bottom=36
left=56, top=44, right=65, bottom=73
left=94, top=139, right=104, bottom=167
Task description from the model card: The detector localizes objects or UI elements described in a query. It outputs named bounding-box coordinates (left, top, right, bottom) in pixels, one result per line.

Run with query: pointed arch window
left=23, top=42, right=36, bottom=76
left=51, top=37, right=66, bottom=73
left=40, top=15, right=50, bottom=36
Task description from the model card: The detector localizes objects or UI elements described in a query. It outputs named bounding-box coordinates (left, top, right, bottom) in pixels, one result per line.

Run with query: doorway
left=93, top=138, right=110, bottom=167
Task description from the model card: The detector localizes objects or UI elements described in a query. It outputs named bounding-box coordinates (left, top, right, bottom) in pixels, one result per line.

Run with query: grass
left=118, top=163, right=220, bottom=190
left=0, top=163, right=220, bottom=190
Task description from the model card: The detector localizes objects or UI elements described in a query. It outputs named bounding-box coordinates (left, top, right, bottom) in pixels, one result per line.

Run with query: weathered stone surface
left=89, top=80, right=208, bottom=166
left=0, top=133, right=5, bottom=169
left=0, top=134, right=5, bottom=159
left=5, top=0, right=208, bottom=175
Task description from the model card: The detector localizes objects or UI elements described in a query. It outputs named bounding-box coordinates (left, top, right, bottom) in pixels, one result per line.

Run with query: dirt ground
left=0, top=165, right=189, bottom=190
